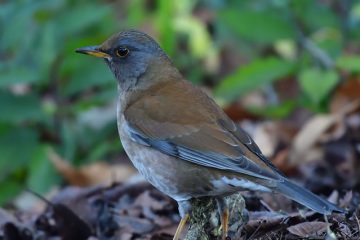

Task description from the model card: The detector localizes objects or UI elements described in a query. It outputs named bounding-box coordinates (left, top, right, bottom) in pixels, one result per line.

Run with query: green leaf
left=0, top=92, right=44, bottom=123
left=292, top=0, right=340, bottom=31
left=61, top=61, right=114, bottom=96
left=0, top=128, right=38, bottom=179
left=156, top=0, right=176, bottom=57
left=248, top=100, right=296, bottom=119
left=33, top=22, right=58, bottom=79
left=126, top=0, right=147, bottom=27
left=1, top=3, right=36, bottom=51
left=215, top=57, right=295, bottom=102
left=27, top=145, right=60, bottom=194
left=60, top=120, right=77, bottom=162
left=0, top=68, right=40, bottom=87
left=174, top=17, right=212, bottom=58
left=336, top=55, right=360, bottom=73
left=219, top=9, right=295, bottom=43
left=69, top=87, right=118, bottom=112
left=55, top=4, right=112, bottom=36
left=298, top=68, right=339, bottom=103
left=0, top=180, right=22, bottom=205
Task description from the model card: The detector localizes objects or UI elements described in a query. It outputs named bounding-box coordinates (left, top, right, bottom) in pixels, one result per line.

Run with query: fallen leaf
left=324, top=140, right=357, bottom=188
left=271, top=148, right=298, bottom=175
left=48, top=150, right=136, bottom=186
left=3, top=222, right=23, bottom=240
left=112, top=231, right=133, bottom=240
left=51, top=203, right=93, bottom=240
left=327, top=190, right=339, bottom=205
left=223, top=101, right=259, bottom=122
left=287, top=221, right=329, bottom=237
left=330, top=77, right=360, bottom=113
left=339, top=191, right=352, bottom=208
left=133, top=191, right=165, bottom=211
left=338, top=222, right=352, bottom=238
left=290, top=101, right=360, bottom=165
left=115, top=216, right=154, bottom=234
left=253, top=122, right=278, bottom=157
left=50, top=185, right=103, bottom=225
left=0, top=209, right=16, bottom=228
left=91, top=198, right=119, bottom=238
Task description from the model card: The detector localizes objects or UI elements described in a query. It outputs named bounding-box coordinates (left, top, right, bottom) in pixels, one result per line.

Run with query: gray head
left=76, top=30, right=173, bottom=91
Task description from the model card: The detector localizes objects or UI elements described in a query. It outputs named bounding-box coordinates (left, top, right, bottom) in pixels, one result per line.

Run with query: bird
left=76, top=30, right=344, bottom=240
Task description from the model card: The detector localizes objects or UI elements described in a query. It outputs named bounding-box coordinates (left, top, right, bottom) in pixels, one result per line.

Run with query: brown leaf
left=246, top=211, right=313, bottom=229
left=150, top=225, right=179, bottom=240
left=51, top=203, right=93, bottom=240
left=48, top=150, right=136, bottom=186
left=331, top=77, right=360, bottom=113
left=327, top=190, right=339, bottom=205
left=153, top=216, right=173, bottom=227
left=116, top=216, right=154, bottom=234
left=290, top=101, right=360, bottom=165
left=339, top=191, right=353, bottom=208
left=271, top=148, right=298, bottom=175
left=287, top=221, right=329, bottom=237
left=253, top=122, right=279, bottom=157
left=51, top=185, right=102, bottom=225
left=223, top=102, right=259, bottom=122
left=274, top=77, right=300, bottom=101
left=133, top=191, right=165, bottom=211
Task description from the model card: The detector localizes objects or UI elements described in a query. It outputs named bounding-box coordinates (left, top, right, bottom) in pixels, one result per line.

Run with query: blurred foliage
left=0, top=0, right=360, bottom=204
left=215, top=57, right=295, bottom=101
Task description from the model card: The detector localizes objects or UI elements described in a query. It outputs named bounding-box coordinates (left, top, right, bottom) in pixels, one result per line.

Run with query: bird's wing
left=124, top=80, right=282, bottom=181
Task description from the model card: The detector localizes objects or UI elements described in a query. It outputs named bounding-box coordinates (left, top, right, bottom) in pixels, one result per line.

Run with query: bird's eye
left=115, top=47, right=129, bottom=58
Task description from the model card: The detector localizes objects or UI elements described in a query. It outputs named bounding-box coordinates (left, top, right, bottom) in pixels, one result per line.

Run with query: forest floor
left=1, top=82, right=359, bottom=240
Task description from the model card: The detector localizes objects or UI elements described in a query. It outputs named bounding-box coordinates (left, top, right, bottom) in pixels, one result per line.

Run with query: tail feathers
left=276, top=179, right=345, bottom=214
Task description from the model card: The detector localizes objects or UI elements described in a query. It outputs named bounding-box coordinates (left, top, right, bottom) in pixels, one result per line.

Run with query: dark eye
left=115, top=47, right=129, bottom=58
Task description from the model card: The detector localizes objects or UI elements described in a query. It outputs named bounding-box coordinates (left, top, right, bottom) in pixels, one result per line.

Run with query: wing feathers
left=124, top=80, right=281, bottom=181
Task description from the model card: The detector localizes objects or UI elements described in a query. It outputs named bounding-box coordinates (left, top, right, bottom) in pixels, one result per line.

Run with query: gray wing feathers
left=127, top=122, right=279, bottom=181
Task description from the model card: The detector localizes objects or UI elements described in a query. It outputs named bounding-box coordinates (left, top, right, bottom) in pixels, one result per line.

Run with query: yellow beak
left=75, top=46, right=110, bottom=58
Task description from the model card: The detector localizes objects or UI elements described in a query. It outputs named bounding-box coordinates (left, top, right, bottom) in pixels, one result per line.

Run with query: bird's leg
left=216, top=197, right=229, bottom=240
left=173, top=200, right=192, bottom=240
left=221, top=208, right=229, bottom=239
left=173, top=214, right=189, bottom=240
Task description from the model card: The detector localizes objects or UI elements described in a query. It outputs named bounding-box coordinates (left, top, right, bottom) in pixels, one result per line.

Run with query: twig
left=260, top=199, right=275, bottom=212
left=286, top=4, right=334, bottom=69
left=247, top=221, right=263, bottom=240
left=301, top=38, right=334, bottom=69
left=323, top=214, right=337, bottom=240
left=25, top=188, right=54, bottom=206
left=355, top=214, right=360, bottom=238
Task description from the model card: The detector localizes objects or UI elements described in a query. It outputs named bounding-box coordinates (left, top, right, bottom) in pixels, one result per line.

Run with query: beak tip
left=75, top=47, right=90, bottom=54
left=74, top=46, right=109, bottom=58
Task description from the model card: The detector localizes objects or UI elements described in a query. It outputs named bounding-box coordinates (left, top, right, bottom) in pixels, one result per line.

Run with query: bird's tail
left=276, top=179, right=345, bottom=214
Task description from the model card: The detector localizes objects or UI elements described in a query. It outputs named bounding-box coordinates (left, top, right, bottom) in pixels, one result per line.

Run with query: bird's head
left=76, top=30, right=175, bottom=91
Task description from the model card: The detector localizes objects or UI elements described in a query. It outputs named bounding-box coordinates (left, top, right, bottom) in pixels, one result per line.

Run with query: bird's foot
left=216, top=193, right=247, bottom=239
